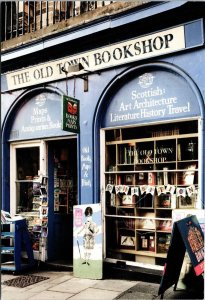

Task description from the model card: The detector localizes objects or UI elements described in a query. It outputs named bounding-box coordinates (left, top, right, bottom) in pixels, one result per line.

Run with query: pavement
left=1, top=267, right=204, bottom=300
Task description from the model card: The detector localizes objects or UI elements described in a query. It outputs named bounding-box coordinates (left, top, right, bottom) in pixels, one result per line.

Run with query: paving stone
left=68, top=287, right=119, bottom=300
left=93, top=279, right=136, bottom=292
left=29, top=290, right=74, bottom=300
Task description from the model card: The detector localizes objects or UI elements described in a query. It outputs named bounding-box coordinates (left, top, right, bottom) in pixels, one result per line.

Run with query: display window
left=102, top=120, right=200, bottom=267
left=10, top=141, right=46, bottom=216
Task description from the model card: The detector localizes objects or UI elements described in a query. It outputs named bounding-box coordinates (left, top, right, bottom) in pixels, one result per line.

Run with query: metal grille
left=1, top=1, right=115, bottom=41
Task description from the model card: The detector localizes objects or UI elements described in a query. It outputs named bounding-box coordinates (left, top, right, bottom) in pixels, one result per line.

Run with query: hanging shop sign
left=158, top=215, right=204, bottom=296
left=3, top=19, right=203, bottom=91
left=61, top=95, right=80, bottom=133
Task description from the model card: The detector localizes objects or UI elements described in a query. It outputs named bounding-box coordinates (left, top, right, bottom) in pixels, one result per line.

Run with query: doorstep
left=103, top=261, right=163, bottom=283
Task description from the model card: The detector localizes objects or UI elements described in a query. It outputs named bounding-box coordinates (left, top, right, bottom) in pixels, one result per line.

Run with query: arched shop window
left=95, top=62, right=204, bottom=269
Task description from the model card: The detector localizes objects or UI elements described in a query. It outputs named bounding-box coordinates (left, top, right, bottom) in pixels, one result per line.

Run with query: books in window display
left=176, top=186, right=196, bottom=208
left=157, top=220, right=172, bottom=232
left=123, top=145, right=134, bottom=164
left=124, top=214, right=135, bottom=230
left=139, top=219, right=155, bottom=230
left=159, top=193, right=171, bottom=208
left=179, top=164, right=196, bottom=185
left=137, top=186, right=154, bottom=208
left=122, top=195, right=136, bottom=206
left=139, top=234, right=155, bottom=251
left=157, top=234, right=171, bottom=253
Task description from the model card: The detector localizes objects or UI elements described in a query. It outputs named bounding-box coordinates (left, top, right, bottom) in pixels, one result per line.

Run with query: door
left=10, top=140, right=47, bottom=260
left=47, top=138, right=78, bottom=263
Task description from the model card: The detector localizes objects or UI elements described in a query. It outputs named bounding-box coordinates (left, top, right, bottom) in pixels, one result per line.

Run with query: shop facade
left=1, top=2, right=205, bottom=274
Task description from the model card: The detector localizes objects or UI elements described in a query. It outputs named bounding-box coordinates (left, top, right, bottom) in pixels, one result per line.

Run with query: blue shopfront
left=1, top=17, right=205, bottom=273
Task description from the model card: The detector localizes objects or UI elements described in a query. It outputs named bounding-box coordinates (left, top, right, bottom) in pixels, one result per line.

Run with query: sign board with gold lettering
left=2, top=20, right=203, bottom=92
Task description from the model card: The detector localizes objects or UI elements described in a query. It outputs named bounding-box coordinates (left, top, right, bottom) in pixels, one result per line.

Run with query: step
left=1, top=261, right=16, bottom=271
left=1, top=247, right=15, bottom=254
left=1, top=232, right=14, bottom=238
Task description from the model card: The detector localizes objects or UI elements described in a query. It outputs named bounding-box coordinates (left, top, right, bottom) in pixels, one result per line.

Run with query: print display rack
left=17, top=176, right=48, bottom=261
left=104, top=120, right=199, bottom=266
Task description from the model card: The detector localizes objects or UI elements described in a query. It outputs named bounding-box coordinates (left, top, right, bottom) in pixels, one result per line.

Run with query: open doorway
left=47, top=138, right=78, bottom=266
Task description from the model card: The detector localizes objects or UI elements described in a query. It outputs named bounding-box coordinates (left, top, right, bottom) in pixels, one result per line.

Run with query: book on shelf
left=124, top=216, right=135, bottom=230
left=182, top=164, right=196, bottom=185
left=122, top=195, right=136, bottom=205
left=159, top=193, right=171, bottom=208
left=157, top=220, right=172, bottom=231
left=123, top=145, right=134, bottom=164
left=157, top=172, right=163, bottom=185
left=114, top=129, right=122, bottom=141
left=177, top=144, right=181, bottom=161
left=110, top=193, right=116, bottom=206
left=163, top=168, right=168, bottom=185
left=139, top=233, right=155, bottom=251
left=125, top=175, right=133, bottom=184
left=148, top=172, right=156, bottom=185
left=140, top=219, right=155, bottom=230
left=138, top=172, right=147, bottom=185
left=140, top=235, right=149, bottom=250
left=149, top=235, right=155, bottom=252
left=157, top=234, right=171, bottom=253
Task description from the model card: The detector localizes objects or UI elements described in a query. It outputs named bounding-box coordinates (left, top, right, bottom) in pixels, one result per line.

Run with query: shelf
left=136, top=228, right=155, bottom=232
left=106, top=132, right=198, bottom=145
left=156, top=230, right=172, bottom=233
left=108, top=248, right=167, bottom=259
left=155, top=208, right=172, bottom=210
left=104, top=121, right=199, bottom=268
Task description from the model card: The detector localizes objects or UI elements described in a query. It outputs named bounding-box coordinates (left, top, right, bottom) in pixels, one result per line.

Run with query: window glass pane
left=16, top=147, right=40, bottom=213
left=16, top=181, right=34, bottom=213
left=16, top=147, right=39, bottom=180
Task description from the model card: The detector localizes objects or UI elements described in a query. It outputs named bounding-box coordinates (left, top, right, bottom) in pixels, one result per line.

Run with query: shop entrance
left=10, top=137, right=78, bottom=265
left=47, top=138, right=78, bottom=264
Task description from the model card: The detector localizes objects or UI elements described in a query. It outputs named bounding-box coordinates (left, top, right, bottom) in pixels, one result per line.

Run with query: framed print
left=120, top=235, right=135, bottom=248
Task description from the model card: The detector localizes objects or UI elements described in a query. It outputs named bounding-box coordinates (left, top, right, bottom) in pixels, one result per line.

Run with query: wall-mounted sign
left=102, top=68, right=201, bottom=127
left=3, top=19, right=203, bottom=91
left=61, top=95, right=80, bottom=133
left=9, top=92, right=74, bottom=141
